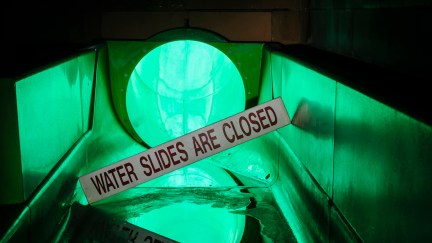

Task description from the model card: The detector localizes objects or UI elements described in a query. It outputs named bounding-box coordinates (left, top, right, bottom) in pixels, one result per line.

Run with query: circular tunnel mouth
left=126, top=40, right=246, bottom=147
left=124, top=39, right=247, bottom=242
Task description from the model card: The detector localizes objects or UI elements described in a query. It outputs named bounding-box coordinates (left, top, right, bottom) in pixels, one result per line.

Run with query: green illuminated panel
left=258, top=49, right=336, bottom=241
left=334, top=84, right=432, bottom=242
left=84, top=47, right=146, bottom=174
left=270, top=52, right=335, bottom=195
left=257, top=50, right=273, bottom=104
left=15, top=52, right=95, bottom=200
left=271, top=133, right=331, bottom=243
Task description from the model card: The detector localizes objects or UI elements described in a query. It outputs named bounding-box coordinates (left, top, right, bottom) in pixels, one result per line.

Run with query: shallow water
left=55, top=186, right=296, bottom=243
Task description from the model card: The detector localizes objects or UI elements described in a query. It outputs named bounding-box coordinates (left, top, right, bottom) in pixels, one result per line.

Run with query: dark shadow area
left=0, top=203, right=27, bottom=239
left=280, top=44, right=432, bottom=127
left=0, top=43, right=91, bottom=79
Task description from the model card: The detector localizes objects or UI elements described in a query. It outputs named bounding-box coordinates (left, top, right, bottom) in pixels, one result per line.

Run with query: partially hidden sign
left=70, top=203, right=179, bottom=242
left=79, top=97, right=290, bottom=204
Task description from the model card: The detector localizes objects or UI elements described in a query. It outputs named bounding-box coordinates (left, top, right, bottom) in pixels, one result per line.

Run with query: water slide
left=1, top=28, right=431, bottom=243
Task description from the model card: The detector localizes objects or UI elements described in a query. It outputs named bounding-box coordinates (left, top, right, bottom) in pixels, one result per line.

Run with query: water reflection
left=61, top=202, right=178, bottom=242
left=58, top=186, right=296, bottom=242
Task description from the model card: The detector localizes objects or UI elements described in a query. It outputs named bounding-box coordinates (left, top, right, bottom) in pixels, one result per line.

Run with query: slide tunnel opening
left=126, top=40, right=246, bottom=147
left=122, top=39, right=249, bottom=242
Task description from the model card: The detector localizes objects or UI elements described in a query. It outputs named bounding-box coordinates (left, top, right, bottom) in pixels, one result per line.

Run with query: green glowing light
left=127, top=202, right=245, bottom=243
left=126, top=40, right=245, bottom=147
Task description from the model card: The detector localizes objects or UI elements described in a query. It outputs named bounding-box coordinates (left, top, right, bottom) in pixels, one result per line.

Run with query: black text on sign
left=79, top=97, right=290, bottom=204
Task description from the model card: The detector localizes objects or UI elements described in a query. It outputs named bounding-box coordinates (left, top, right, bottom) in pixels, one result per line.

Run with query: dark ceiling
left=1, top=1, right=431, bottom=125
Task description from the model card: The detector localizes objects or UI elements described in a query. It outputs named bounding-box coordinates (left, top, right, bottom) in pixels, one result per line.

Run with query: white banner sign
left=79, top=97, right=290, bottom=204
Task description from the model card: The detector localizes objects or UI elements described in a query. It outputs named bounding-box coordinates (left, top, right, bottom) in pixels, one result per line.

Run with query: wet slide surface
left=56, top=183, right=297, bottom=242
